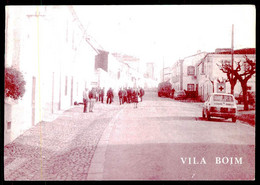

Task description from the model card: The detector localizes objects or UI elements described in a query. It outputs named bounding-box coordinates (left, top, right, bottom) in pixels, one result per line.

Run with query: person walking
left=107, top=88, right=113, bottom=104
left=89, top=87, right=96, bottom=112
left=83, top=88, right=89, bottom=113
left=99, top=87, right=105, bottom=103
left=127, top=88, right=132, bottom=103
left=132, top=89, right=139, bottom=108
left=139, top=87, right=145, bottom=102
left=122, top=88, right=127, bottom=104
left=96, top=87, right=99, bottom=102
left=118, top=88, right=123, bottom=105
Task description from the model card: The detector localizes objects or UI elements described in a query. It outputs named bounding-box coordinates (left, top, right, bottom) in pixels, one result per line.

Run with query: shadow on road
left=129, top=115, right=237, bottom=124
left=197, top=117, right=238, bottom=123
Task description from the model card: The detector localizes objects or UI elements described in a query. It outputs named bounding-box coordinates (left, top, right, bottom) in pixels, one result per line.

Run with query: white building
left=171, top=51, right=207, bottom=95
left=4, top=6, right=98, bottom=145
left=196, top=48, right=256, bottom=101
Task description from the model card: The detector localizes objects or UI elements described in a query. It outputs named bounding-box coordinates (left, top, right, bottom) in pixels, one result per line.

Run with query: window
left=187, top=84, right=194, bottom=91
left=7, top=121, right=11, bottom=130
left=213, top=95, right=234, bottom=102
left=187, top=66, right=195, bottom=76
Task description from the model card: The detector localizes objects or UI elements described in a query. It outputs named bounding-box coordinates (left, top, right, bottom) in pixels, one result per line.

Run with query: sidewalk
left=237, top=110, right=255, bottom=126
left=4, top=101, right=122, bottom=180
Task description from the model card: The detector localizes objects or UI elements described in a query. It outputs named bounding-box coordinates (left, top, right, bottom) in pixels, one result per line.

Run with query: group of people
left=82, top=87, right=115, bottom=113
left=118, top=87, right=145, bottom=108
left=83, top=87, right=96, bottom=113
left=83, top=86, right=145, bottom=112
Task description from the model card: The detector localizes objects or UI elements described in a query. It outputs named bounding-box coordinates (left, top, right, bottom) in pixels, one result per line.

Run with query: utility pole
left=231, top=24, right=234, bottom=95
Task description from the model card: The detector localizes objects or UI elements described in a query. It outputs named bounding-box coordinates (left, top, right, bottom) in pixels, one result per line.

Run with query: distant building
left=171, top=51, right=207, bottom=93
left=112, top=53, right=140, bottom=72
left=170, top=48, right=255, bottom=100
left=196, top=48, right=256, bottom=101
left=161, top=66, right=172, bottom=82
left=146, top=63, right=154, bottom=80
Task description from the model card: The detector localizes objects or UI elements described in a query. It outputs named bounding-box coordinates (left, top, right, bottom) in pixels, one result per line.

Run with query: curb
left=87, top=103, right=127, bottom=180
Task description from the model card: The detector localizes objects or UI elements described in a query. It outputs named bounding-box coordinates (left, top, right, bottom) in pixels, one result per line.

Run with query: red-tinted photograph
left=4, top=5, right=255, bottom=180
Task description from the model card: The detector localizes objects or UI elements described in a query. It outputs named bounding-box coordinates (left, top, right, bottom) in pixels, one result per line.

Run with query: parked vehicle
left=174, top=90, right=186, bottom=100
left=158, top=82, right=172, bottom=98
left=202, top=93, right=237, bottom=122
left=235, top=90, right=255, bottom=105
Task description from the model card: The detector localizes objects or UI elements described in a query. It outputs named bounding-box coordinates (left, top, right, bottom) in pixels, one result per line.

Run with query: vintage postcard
left=4, top=5, right=255, bottom=180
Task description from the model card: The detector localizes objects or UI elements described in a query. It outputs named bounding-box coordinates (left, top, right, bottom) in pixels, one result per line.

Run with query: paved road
left=95, top=91, right=255, bottom=180
left=4, top=91, right=255, bottom=180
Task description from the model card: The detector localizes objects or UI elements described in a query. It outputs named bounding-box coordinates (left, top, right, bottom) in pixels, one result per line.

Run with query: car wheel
left=232, top=117, right=237, bottom=123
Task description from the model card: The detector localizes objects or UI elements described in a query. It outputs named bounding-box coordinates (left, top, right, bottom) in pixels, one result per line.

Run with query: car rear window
left=213, top=95, right=234, bottom=102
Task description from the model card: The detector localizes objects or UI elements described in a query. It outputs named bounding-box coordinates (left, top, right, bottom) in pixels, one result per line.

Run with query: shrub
left=5, top=67, right=26, bottom=100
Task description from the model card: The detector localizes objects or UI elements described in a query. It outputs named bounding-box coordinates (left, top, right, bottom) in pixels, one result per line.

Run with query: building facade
left=4, top=6, right=98, bottom=145
left=196, top=49, right=256, bottom=101
left=171, top=52, right=207, bottom=96
left=170, top=48, right=255, bottom=101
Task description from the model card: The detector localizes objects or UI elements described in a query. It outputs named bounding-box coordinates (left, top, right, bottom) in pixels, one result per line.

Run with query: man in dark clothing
left=127, top=88, right=132, bottom=103
left=122, top=88, right=127, bottom=104
left=107, top=88, right=113, bottom=104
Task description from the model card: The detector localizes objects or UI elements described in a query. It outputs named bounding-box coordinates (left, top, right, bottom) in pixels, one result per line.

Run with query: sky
left=73, top=5, right=255, bottom=70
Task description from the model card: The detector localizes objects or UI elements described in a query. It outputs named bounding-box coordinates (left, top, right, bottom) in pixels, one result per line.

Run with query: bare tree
left=217, top=60, right=239, bottom=95
left=217, top=56, right=256, bottom=110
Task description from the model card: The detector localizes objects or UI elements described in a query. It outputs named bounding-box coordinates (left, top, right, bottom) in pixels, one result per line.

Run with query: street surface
left=4, top=91, right=255, bottom=180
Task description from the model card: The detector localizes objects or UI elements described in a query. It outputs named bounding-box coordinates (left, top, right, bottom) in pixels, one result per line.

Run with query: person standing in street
left=107, top=88, right=111, bottom=104
left=132, top=89, right=139, bottom=108
left=83, top=88, right=89, bottom=113
left=96, top=87, right=99, bottom=102
left=99, top=87, right=105, bottom=103
left=122, top=88, right=127, bottom=104
left=107, top=88, right=113, bottom=104
left=89, top=87, right=96, bottom=112
left=127, top=88, right=132, bottom=103
left=139, top=87, right=145, bottom=102
left=118, top=88, right=123, bottom=105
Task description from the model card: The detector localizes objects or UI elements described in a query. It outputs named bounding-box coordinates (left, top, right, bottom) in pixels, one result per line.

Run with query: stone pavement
left=4, top=101, right=123, bottom=181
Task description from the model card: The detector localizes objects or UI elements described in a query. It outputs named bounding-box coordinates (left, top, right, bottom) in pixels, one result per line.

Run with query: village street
left=4, top=91, right=255, bottom=180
